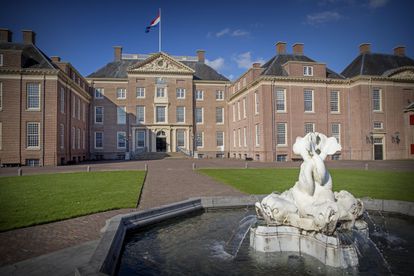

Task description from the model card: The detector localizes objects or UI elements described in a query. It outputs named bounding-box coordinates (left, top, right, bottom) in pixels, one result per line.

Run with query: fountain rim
left=75, top=196, right=414, bottom=276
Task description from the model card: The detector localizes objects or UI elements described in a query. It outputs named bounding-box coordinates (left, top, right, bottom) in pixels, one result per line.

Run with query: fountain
left=252, top=132, right=366, bottom=268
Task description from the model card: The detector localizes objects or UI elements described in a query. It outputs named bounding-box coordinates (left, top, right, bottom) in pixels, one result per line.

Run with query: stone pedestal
left=250, top=225, right=360, bottom=268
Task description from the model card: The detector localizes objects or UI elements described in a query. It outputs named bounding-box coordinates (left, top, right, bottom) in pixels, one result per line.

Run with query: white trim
left=176, top=106, right=185, bottom=123
left=275, top=88, right=286, bottom=113
left=237, top=101, right=241, bottom=120
left=255, top=124, right=260, bottom=147
left=26, top=122, right=40, bottom=149
left=196, top=107, right=203, bottom=124
left=216, top=90, right=224, bottom=101
left=136, top=87, right=145, bottom=98
left=117, top=131, right=127, bottom=149
left=136, top=105, right=146, bottom=124
left=216, top=131, right=224, bottom=147
left=195, top=131, right=204, bottom=148
left=216, top=107, right=224, bottom=124
left=176, top=87, right=186, bottom=99
left=243, top=127, right=247, bottom=147
left=238, top=128, right=241, bottom=147
left=26, top=82, right=41, bottom=111
left=304, top=89, right=314, bottom=113
left=94, top=88, right=104, bottom=99
left=117, top=106, right=126, bottom=125
left=276, top=122, right=287, bottom=146
left=372, top=88, right=383, bottom=112
left=0, top=122, right=2, bottom=150
left=330, top=90, right=340, bottom=113
left=116, top=88, right=127, bottom=99
left=94, top=106, right=104, bottom=124
left=154, top=104, right=168, bottom=123
left=243, top=98, right=247, bottom=118
left=254, top=91, right=259, bottom=114
left=94, top=131, right=103, bottom=149
left=196, top=90, right=204, bottom=101
left=331, top=123, right=341, bottom=145
left=136, top=129, right=146, bottom=148
left=304, top=122, right=315, bottom=134
left=303, top=66, right=313, bottom=76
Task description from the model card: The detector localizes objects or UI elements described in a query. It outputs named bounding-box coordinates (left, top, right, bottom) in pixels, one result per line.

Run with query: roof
left=404, top=102, right=414, bottom=112
left=87, top=56, right=229, bottom=81
left=261, top=54, right=344, bottom=79
left=0, top=42, right=55, bottom=69
left=341, top=53, right=414, bottom=78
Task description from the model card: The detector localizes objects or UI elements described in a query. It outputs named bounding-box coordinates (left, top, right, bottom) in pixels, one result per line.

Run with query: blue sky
left=1, top=0, right=413, bottom=79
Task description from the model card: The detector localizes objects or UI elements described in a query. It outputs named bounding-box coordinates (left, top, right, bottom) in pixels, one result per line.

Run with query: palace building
left=0, top=28, right=413, bottom=166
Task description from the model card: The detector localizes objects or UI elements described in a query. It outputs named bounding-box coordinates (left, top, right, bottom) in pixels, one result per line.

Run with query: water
left=117, top=209, right=414, bottom=276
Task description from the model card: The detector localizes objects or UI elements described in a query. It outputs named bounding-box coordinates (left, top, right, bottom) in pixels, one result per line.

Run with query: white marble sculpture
left=255, top=132, right=364, bottom=235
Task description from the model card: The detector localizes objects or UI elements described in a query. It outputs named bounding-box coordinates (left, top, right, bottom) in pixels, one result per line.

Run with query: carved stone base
left=250, top=224, right=365, bottom=268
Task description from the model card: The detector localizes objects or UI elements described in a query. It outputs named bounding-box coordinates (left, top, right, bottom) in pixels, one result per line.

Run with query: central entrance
left=156, top=130, right=167, bottom=152
left=373, top=137, right=384, bottom=160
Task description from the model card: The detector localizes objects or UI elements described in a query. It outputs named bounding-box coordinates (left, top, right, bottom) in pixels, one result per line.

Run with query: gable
left=389, top=69, right=414, bottom=79
left=128, top=52, right=195, bottom=75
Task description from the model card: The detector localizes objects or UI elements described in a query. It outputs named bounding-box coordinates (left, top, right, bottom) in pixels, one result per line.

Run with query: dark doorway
left=156, top=137, right=167, bottom=152
left=374, top=144, right=383, bottom=160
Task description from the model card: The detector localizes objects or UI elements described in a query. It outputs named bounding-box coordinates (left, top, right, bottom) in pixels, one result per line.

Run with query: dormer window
left=303, top=66, right=313, bottom=76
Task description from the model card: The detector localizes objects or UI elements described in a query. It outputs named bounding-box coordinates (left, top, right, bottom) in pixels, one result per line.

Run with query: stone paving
left=0, top=158, right=413, bottom=268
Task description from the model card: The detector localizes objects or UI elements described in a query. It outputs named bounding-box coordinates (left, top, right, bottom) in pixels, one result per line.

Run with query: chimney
left=276, top=41, right=286, bottom=55
left=0, top=28, right=12, bottom=42
left=22, top=30, right=36, bottom=44
left=197, top=50, right=205, bottom=63
left=359, top=43, right=371, bottom=54
left=252, top=62, right=261, bottom=68
left=393, top=45, right=405, bottom=57
left=113, top=46, right=122, bottom=61
left=51, top=56, right=61, bottom=63
left=292, top=43, right=304, bottom=55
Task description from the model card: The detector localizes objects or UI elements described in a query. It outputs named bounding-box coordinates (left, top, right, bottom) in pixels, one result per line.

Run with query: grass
left=198, top=168, right=414, bottom=202
left=0, top=171, right=145, bottom=232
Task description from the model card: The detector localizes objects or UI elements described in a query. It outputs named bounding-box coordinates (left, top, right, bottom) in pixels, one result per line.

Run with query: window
left=136, top=87, right=145, bottom=98
left=373, top=89, right=382, bottom=111
left=330, top=91, right=339, bottom=113
left=277, top=123, right=287, bottom=146
left=156, top=87, right=165, bottom=98
left=195, top=132, right=203, bottom=148
left=196, top=90, right=204, bottom=100
left=137, top=106, right=145, bottom=124
left=331, top=123, right=341, bottom=144
left=243, top=98, right=247, bottom=118
left=254, top=92, right=259, bottom=114
left=255, top=124, right=260, bottom=146
left=59, top=124, right=64, bottom=149
left=176, top=130, right=185, bottom=147
left=195, top=107, right=203, bottom=124
left=304, top=123, right=315, bottom=134
left=60, top=88, right=65, bottom=113
left=277, top=155, right=287, bottom=162
left=117, top=106, right=126, bottom=124
left=276, top=89, right=286, bottom=112
left=95, top=106, right=103, bottom=124
left=77, top=128, right=81, bottom=149
left=117, top=132, right=126, bottom=149
left=176, top=106, right=185, bottom=123
left=117, top=88, right=126, bottom=99
left=27, top=83, right=40, bottom=109
left=82, top=103, right=86, bottom=122
left=156, top=106, right=166, bottom=123
left=27, top=122, right=40, bottom=148
left=232, top=104, right=236, bottom=122
left=136, top=130, right=145, bottom=148
left=26, top=159, right=39, bottom=167
left=95, top=88, right=104, bottom=99
left=304, top=90, right=314, bottom=112
left=82, top=130, right=85, bottom=150
left=216, top=90, right=224, bottom=100
left=216, top=131, right=224, bottom=147
left=77, top=98, right=80, bottom=119
left=176, top=88, right=185, bottom=99
left=238, top=128, right=241, bottom=147
left=216, top=107, right=224, bottom=124
left=373, top=121, right=383, bottom=129
left=303, top=66, right=313, bottom=76
left=71, top=127, right=75, bottom=149
left=237, top=101, right=241, bottom=120
left=95, top=132, right=103, bottom=149
left=0, top=82, right=2, bottom=110
left=233, top=129, right=236, bottom=147
left=0, top=122, right=2, bottom=150
left=243, top=127, right=247, bottom=147
left=0, top=54, right=3, bottom=66
left=72, top=95, right=76, bottom=118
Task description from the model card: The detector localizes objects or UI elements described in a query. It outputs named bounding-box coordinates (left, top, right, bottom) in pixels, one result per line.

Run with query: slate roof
left=0, top=42, right=55, bottom=69
left=341, top=53, right=414, bottom=78
left=261, top=54, right=345, bottom=79
left=87, top=58, right=229, bottom=81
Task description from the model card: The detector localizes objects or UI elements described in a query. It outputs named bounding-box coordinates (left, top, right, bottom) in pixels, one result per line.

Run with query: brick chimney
left=359, top=43, right=371, bottom=54
left=22, top=30, right=36, bottom=44
left=0, top=28, right=12, bottom=42
left=276, top=41, right=286, bottom=54
left=113, top=46, right=122, bottom=61
left=292, top=43, right=304, bottom=55
left=393, top=46, right=405, bottom=57
left=197, top=50, right=205, bottom=63
left=51, top=56, right=61, bottom=63
left=252, top=62, right=261, bottom=68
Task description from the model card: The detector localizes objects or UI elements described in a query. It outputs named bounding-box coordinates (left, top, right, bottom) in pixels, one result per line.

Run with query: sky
left=1, top=0, right=413, bottom=80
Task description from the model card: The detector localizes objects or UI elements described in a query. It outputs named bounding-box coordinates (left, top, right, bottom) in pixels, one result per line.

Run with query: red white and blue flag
left=145, top=12, right=160, bottom=33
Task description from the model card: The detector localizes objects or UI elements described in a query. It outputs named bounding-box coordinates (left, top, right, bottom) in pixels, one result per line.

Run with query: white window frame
left=176, top=88, right=185, bottom=99
left=94, top=131, right=103, bottom=149
left=116, top=88, right=127, bottom=99
left=155, top=105, right=167, bottom=123
left=117, top=131, right=126, bottom=149
left=82, top=129, right=85, bottom=150
left=303, top=66, right=313, bottom=76
left=77, top=98, right=80, bottom=120
left=60, top=87, right=65, bottom=114
left=373, top=121, right=384, bottom=129
left=136, top=105, right=145, bottom=124
left=304, top=90, right=314, bottom=112
left=216, top=90, right=224, bottom=101
left=243, top=98, right=247, bottom=118
left=276, top=89, right=286, bottom=112
left=216, top=107, right=224, bottom=124
left=156, top=87, right=166, bottom=98
left=243, top=127, right=247, bottom=147
left=136, top=130, right=146, bottom=148
left=95, top=88, right=104, bottom=99
left=26, top=83, right=40, bottom=110
left=373, top=88, right=382, bottom=112
left=216, top=131, right=224, bottom=147
left=330, top=91, right=340, bottom=113
left=77, top=128, right=81, bottom=149
left=176, top=106, right=185, bottom=123
left=255, top=124, right=260, bottom=146
left=26, top=122, right=40, bottom=149
left=136, top=87, right=145, bottom=98
left=232, top=104, right=236, bottom=122
left=237, top=101, right=241, bottom=120
left=71, top=126, right=75, bottom=149
left=233, top=129, right=236, bottom=147
left=238, top=128, right=241, bottom=147
left=276, top=123, right=287, bottom=146
left=254, top=92, right=259, bottom=114
left=60, top=124, right=64, bottom=150
left=304, top=122, right=315, bottom=134
left=195, top=107, right=203, bottom=124
left=331, top=123, right=341, bottom=144
left=95, top=106, right=104, bottom=124
left=196, top=132, right=204, bottom=148
left=117, top=106, right=126, bottom=125
left=196, top=90, right=204, bottom=101
left=176, top=129, right=185, bottom=148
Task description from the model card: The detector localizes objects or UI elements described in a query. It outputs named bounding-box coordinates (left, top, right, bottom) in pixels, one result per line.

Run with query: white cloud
left=233, top=52, right=265, bottom=69
left=306, top=11, right=342, bottom=26
left=368, top=0, right=388, bottom=8
left=231, top=29, right=250, bottom=37
left=227, top=74, right=234, bottom=80
left=206, top=57, right=225, bottom=71
left=216, top=28, right=230, bottom=38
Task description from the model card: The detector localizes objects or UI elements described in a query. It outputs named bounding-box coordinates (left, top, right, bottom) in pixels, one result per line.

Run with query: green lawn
left=0, top=171, right=145, bottom=232
left=198, top=168, right=414, bottom=202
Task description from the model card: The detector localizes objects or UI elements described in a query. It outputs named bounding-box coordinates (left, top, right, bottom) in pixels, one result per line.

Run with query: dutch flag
left=145, top=13, right=161, bottom=33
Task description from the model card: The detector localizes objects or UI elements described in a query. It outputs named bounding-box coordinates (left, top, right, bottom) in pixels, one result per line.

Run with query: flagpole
left=159, top=8, right=161, bottom=52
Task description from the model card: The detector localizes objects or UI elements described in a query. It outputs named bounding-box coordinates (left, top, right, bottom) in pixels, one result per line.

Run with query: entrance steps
left=134, top=152, right=190, bottom=160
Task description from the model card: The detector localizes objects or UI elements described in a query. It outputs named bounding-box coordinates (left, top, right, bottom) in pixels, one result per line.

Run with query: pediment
left=128, top=52, right=195, bottom=75
left=384, top=66, right=414, bottom=79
